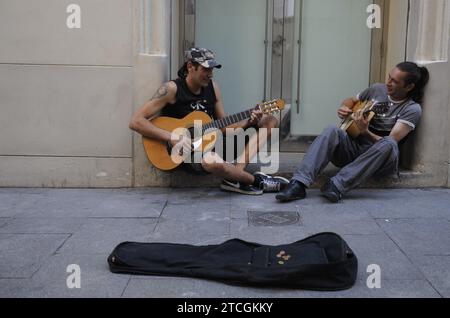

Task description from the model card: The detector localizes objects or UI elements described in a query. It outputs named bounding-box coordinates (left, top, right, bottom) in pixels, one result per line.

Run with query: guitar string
left=201, top=101, right=280, bottom=132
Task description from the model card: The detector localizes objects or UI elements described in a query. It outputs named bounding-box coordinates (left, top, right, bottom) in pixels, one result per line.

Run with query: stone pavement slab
left=0, top=234, right=69, bottom=278
left=0, top=279, right=44, bottom=298
left=355, top=189, right=450, bottom=219
left=167, top=188, right=230, bottom=205
left=229, top=193, right=292, bottom=219
left=0, top=187, right=449, bottom=298
left=299, top=279, right=440, bottom=298
left=342, top=234, right=424, bottom=281
left=0, top=191, right=52, bottom=218
left=89, top=187, right=169, bottom=218
left=0, top=253, right=130, bottom=298
left=376, top=218, right=450, bottom=256
left=162, top=201, right=230, bottom=221
left=409, top=255, right=450, bottom=298
left=11, top=189, right=111, bottom=218
left=58, top=218, right=158, bottom=255
left=230, top=218, right=313, bottom=246
left=0, top=217, right=86, bottom=234
left=90, top=193, right=166, bottom=218
left=148, top=218, right=230, bottom=245
left=299, top=206, right=383, bottom=235
left=122, top=276, right=305, bottom=298
left=0, top=192, right=25, bottom=217
left=121, top=276, right=440, bottom=298
left=0, top=218, right=9, bottom=228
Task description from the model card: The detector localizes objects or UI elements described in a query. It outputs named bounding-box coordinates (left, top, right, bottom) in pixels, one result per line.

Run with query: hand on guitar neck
left=350, top=109, right=370, bottom=135
left=247, top=109, right=264, bottom=127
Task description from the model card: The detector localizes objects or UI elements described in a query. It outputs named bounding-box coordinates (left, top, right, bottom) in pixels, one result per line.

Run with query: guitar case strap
left=108, top=232, right=358, bottom=291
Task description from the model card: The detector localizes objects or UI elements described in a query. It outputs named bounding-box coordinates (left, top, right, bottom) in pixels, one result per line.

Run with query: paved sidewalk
left=0, top=187, right=449, bottom=298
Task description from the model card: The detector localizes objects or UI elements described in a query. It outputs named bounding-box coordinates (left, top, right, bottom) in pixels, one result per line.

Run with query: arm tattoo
left=152, top=84, right=169, bottom=100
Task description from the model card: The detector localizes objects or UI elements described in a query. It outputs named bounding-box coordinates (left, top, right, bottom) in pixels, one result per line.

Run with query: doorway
left=178, top=0, right=386, bottom=152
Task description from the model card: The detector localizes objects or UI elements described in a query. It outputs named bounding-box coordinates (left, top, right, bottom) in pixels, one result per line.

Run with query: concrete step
left=165, top=152, right=428, bottom=189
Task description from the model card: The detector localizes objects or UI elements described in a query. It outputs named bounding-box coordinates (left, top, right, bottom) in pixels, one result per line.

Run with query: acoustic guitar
left=143, top=99, right=285, bottom=171
left=339, top=100, right=389, bottom=138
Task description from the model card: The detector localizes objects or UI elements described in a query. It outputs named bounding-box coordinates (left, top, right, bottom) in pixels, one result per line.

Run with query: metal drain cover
left=248, top=211, right=301, bottom=227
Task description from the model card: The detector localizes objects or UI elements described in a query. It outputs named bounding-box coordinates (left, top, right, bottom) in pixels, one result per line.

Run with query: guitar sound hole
left=188, top=126, right=202, bottom=140
left=166, top=142, right=172, bottom=154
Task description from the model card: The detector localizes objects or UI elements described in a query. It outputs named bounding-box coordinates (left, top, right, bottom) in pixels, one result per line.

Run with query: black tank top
left=162, top=78, right=217, bottom=120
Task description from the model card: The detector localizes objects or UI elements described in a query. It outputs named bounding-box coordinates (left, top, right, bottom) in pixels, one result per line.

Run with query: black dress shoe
left=320, top=180, right=343, bottom=203
left=276, top=180, right=306, bottom=202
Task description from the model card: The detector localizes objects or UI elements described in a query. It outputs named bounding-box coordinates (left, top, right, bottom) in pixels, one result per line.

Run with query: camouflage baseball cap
left=186, top=48, right=222, bottom=69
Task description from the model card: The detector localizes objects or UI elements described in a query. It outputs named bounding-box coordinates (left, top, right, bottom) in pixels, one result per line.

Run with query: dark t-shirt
left=357, top=83, right=422, bottom=136
left=161, top=78, right=218, bottom=120
left=160, top=78, right=218, bottom=175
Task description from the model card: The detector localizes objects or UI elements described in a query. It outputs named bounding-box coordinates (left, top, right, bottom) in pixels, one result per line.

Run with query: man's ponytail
left=177, top=62, right=189, bottom=79
left=396, top=62, right=430, bottom=104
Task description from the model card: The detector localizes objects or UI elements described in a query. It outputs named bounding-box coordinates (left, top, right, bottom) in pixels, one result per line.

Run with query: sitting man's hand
left=338, top=105, right=353, bottom=119
left=248, top=109, right=263, bottom=127
left=351, top=110, right=370, bottom=135
left=170, top=134, right=192, bottom=158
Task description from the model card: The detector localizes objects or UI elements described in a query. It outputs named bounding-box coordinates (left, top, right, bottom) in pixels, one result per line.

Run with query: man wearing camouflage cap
left=130, top=48, right=288, bottom=195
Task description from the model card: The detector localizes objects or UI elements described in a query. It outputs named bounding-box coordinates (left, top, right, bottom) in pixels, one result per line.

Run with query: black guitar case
left=107, top=232, right=357, bottom=291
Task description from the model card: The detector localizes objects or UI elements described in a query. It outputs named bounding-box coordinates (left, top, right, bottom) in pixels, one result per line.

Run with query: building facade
left=0, top=0, right=449, bottom=188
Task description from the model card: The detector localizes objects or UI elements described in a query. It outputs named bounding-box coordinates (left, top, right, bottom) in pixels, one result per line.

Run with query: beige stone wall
left=130, top=0, right=223, bottom=188
left=0, top=0, right=134, bottom=187
left=405, top=0, right=450, bottom=188
left=385, top=0, right=409, bottom=76
left=132, top=0, right=182, bottom=188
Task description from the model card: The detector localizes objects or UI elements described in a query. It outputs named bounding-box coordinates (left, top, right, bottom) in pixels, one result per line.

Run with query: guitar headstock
left=257, top=99, right=285, bottom=115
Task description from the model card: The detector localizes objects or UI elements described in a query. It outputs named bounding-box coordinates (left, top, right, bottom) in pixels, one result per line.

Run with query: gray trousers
left=293, top=125, right=399, bottom=194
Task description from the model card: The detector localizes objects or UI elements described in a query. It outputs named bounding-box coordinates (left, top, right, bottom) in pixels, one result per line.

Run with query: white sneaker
left=220, top=179, right=263, bottom=195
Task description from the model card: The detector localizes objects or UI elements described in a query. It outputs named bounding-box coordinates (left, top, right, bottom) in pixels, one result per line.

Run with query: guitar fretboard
left=202, top=110, right=253, bottom=132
